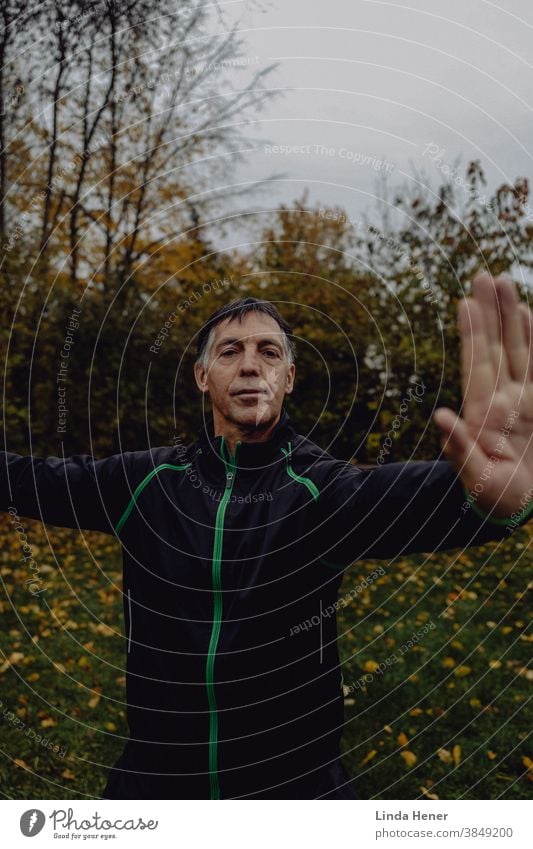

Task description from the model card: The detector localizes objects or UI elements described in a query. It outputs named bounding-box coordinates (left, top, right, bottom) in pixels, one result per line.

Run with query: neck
left=214, top=411, right=283, bottom=457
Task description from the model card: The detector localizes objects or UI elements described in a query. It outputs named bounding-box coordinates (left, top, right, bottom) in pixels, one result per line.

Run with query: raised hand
left=433, top=272, right=533, bottom=520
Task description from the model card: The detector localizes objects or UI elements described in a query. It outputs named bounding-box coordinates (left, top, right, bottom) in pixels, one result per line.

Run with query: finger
left=433, top=407, right=489, bottom=490
left=495, top=276, right=530, bottom=383
left=458, top=295, right=497, bottom=418
left=471, top=272, right=510, bottom=388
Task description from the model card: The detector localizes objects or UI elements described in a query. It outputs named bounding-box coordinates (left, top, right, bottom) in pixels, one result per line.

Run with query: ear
left=194, top=362, right=209, bottom=394
left=285, top=363, right=296, bottom=395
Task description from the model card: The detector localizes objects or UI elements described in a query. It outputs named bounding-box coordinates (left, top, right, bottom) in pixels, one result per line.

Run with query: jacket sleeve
left=0, top=449, right=156, bottom=534
left=311, top=457, right=530, bottom=568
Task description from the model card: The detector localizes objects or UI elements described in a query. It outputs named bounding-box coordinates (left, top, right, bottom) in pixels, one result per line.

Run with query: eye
left=221, top=348, right=238, bottom=357
left=263, top=350, right=279, bottom=358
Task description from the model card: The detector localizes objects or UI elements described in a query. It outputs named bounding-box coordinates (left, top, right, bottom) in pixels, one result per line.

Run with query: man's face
left=194, top=312, right=295, bottom=432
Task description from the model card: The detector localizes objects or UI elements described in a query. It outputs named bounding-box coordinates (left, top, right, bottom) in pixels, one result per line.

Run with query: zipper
left=206, top=436, right=240, bottom=800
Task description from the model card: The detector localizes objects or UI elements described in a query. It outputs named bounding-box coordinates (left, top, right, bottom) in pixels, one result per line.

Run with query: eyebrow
left=215, top=336, right=284, bottom=352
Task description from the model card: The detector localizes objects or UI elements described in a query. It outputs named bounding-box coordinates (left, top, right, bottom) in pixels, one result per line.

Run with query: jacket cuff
left=462, top=485, right=533, bottom=528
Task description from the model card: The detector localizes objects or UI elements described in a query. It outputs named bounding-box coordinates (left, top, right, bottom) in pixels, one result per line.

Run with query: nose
left=239, top=344, right=261, bottom=375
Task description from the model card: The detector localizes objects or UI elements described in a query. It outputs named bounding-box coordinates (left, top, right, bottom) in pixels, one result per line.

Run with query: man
left=1, top=272, right=532, bottom=799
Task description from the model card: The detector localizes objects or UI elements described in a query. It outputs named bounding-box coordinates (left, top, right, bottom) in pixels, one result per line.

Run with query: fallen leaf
left=436, top=748, right=453, bottom=764
left=400, top=750, right=417, bottom=768
left=522, top=756, right=533, bottom=781
left=517, top=667, right=533, bottom=682
left=0, top=651, right=24, bottom=674
left=452, top=744, right=461, bottom=766
left=397, top=732, right=409, bottom=747
left=360, top=749, right=378, bottom=766
left=88, top=686, right=103, bottom=709
left=419, top=785, right=439, bottom=800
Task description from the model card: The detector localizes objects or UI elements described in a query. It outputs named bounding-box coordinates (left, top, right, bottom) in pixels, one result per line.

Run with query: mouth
left=232, top=389, right=266, bottom=396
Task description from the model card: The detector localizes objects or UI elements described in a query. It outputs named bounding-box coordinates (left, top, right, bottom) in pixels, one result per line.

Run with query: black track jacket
left=0, top=408, right=527, bottom=799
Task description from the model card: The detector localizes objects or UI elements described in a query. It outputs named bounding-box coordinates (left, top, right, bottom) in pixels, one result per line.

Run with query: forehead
left=212, top=311, right=283, bottom=343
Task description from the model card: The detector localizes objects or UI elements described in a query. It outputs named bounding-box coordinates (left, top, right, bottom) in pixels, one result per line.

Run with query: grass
left=0, top=516, right=531, bottom=799
left=338, top=530, right=533, bottom=799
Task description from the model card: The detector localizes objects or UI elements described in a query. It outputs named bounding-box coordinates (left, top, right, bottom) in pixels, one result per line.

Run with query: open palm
left=433, top=272, right=533, bottom=520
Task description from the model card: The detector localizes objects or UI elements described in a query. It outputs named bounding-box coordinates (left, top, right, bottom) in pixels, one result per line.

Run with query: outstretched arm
left=0, top=449, right=161, bottom=534
left=310, top=272, right=533, bottom=570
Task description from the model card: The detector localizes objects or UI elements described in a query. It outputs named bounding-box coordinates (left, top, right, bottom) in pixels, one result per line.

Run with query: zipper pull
left=226, top=471, right=233, bottom=487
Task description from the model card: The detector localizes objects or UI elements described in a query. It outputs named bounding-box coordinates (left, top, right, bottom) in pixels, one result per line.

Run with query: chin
left=233, top=404, right=275, bottom=429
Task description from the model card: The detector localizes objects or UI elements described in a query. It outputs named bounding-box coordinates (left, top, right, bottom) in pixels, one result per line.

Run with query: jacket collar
left=196, top=407, right=296, bottom=472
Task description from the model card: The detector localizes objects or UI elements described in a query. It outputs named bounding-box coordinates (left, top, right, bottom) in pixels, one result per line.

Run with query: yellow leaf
left=469, top=698, right=482, bottom=708
left=14, top=758, right=31, bottom=771
left=522, top=756, right=533, bottom=773
left=436, top=748, right=453, bottom=764
left=400, top=750, right=417, bottom=768
left=419, top=785, right=439, bottom=800
left=517, top=667, right=533, bottom=682
left=397, top=732, right=409, bottom=747
left=454, top=665, right=472, bottom=677
left=363, top=660, right=380, bottom=673
left=360, top=749, right=378, bottom=766
left=61, top=769, right=75, bottom=780
left=87, top=684, right=103, bottom=709
left=452, top=744, right=461, bottom=766
left=40, top=717, right=56, bottom=728
left=409, top=707, right=423, bottom=716
left=442, top=657, right=456, bottom=668
left=488, top=659, right=502, bottom=669
left=383, top=725, right=393, bottom=734
left=0, top=651, right=24, bottom=674
left=487, top=750, right=498, bottom=760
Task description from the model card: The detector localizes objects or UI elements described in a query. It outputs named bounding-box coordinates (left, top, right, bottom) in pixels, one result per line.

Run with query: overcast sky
left=212, top=0, right=533, bottom=252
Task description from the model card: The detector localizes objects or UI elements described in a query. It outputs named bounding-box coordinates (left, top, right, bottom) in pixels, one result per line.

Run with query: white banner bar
left=1, top=799, right=531, bottom=848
